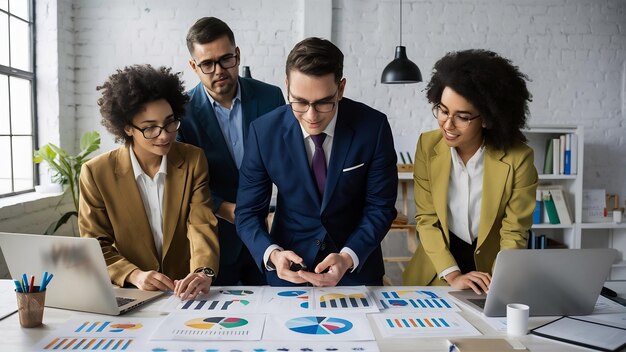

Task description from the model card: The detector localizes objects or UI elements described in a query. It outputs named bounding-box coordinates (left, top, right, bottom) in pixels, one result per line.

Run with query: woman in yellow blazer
left=403, top=50, right=538, bottom=293
left=79, top=65, right=219, bottom=300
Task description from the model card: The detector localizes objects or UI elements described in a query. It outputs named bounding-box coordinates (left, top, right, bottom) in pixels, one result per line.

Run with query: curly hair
left=97, top=64, right=189, bottom=144
left=425, top=49, right=532, bottom=150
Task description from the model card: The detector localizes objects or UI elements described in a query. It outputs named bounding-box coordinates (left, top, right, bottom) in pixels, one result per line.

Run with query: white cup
left=507, top=303, right=529, bottom=336
left=613, top=210, right=623, bottom=224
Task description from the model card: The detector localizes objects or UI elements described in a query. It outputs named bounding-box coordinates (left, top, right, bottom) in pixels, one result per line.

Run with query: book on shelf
left=533, top=190, right=542, bottom=224
left=542, top=190, right=561, bottom=224
left=552, top=137, right=560, bottom=175
left=564, top=134, right=571, bottom=175
left=538, top=186, right=572, bottom=225
left=559, top=135, right=566, bottom=174
left=570, top=133, right=577, bottom=175
left=543, top=139, right=554, bottom=174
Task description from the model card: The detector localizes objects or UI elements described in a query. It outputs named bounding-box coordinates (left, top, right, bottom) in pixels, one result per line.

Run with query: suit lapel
left=239, top=78, right=258, bottom=142
left=115, top=146, right=159, bottom=259
left=477, top=147, right=508, bottom=247
left=283, top=115, right=321, bottom=207
left=162, top=144, right=185, bottom=257
left=322, top=113, right=353, bottom=211
left=431, top=139, right=451, bottom=236
left=191, top=84, right=238, bottom=171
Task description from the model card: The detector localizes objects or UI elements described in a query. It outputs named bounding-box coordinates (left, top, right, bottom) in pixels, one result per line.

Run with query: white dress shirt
left=263, top=107, right=359, bottom=272
left=129, top=145, right=167, bottom=260
left=439, top=145, right=485, bottom=279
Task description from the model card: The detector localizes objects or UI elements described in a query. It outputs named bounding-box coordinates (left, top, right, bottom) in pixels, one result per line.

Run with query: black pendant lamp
left=242, top=66, right=252, bottom=78
left=381, top=0, right=422, bottom=84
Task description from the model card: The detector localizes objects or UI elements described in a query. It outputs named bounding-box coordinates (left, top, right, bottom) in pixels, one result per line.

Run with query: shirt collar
left=450, top=142, right=486, bottom=168
left=129, top=144, right=168, bottom=180
left=204, top=79, right=241, bottom=108
left=299, top=107, right=339, bottom=140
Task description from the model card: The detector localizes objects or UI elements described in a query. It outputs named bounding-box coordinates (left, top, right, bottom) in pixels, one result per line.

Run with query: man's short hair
left=186, top=17, right=235, bottom=55
left=286, top=37, right=343, bottom=83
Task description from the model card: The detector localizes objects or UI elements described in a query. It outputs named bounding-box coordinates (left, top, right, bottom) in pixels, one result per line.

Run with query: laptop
left=448, top=248, right=617, bottom=317
left=0, top=232, right=164, bottom=315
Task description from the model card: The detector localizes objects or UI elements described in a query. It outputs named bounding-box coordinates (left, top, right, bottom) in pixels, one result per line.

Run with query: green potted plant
left=33, top=131, right=101, bottom=235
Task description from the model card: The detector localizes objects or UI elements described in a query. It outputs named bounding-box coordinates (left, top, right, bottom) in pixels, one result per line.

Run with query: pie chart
left=185, top=317, right=248, bottom=330
left=286, top=316, right=353, bottom=335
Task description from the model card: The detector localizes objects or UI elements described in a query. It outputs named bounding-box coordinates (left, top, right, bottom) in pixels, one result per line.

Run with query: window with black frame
left=0, top=0, right=35, bottom=197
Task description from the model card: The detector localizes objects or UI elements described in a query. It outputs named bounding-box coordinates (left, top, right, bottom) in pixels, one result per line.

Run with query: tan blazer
left=78, top=142, right=219, bottom=287
left=403, top=129, right=538, bottom=286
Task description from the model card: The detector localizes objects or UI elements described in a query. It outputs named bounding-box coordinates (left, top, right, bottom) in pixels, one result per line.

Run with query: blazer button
left=475, top=250, right=481, bottom=255
left=315, top=239, right=321, bottom=246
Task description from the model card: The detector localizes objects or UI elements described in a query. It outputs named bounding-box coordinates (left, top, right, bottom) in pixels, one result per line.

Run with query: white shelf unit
left=525, top=125, right=626, bottom=280
left=523, top=125, right=583, bottom=250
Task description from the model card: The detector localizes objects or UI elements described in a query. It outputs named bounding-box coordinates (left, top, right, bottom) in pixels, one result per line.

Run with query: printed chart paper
left=312, top=286, right=379, bottom=312
left=372, top=286, right=459, bottom=312
left=161, top=286, right=263, bottom=313
left=151, top=312, right=264, bottom=341
left=144, top=340, right=380, bottom=352
left=260, top=286, right=313, bottom=312
left=373, top=312, right=481, bottom=338
left=34, top=316, right=161, bottom=350
left=263, top=313, right=374, bottom=341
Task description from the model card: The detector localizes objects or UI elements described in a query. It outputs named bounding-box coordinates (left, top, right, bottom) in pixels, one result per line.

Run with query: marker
left=13, top=280, right=23, bottom=293
left=29, top=275, right=35, bottom=293
left=22, top=273, right=29, bottom=293
left=41, top=273, right=54, bottom=291
left=447, top=340, right=458, bottom=352
left=40, top=272, right=49, bottom=292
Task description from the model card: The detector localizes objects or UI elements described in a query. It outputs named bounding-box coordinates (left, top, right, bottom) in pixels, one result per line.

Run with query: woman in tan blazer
left=403, top=50, right=538, bottom=292
left=79, top=65, right=219, bottom=300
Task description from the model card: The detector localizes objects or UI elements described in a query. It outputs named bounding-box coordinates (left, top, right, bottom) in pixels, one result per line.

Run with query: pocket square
left=342, top=163, right=365, bottom=172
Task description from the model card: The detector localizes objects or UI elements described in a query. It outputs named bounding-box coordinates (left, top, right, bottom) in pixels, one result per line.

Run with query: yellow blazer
left=403, top=129, right=538, bottom=286
left=78, top=142, right=219, bottom=287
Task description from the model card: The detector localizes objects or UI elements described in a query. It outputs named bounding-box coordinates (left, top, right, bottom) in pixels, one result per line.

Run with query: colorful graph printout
left=41, top=337, right=134, bottom=350
left=372, top=287, right=459, bottom=312
left=372, top=312, right=481, bottom=338
left=263, top=313, right=374, bottom=341
left=161, top=286, right=262, bottom=312
left=260, top=287, right=313, bottom=312
left=144, top=340, right=381, bottom=351
left=313, top=286, right=379, bottom=312
left=151, top=312, right=264, bottom=341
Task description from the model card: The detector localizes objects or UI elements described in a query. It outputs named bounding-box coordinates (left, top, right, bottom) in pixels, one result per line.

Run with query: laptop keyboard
left=116, top=296, right=137, bottom=307
left=468, top=298, right=487, bottom=308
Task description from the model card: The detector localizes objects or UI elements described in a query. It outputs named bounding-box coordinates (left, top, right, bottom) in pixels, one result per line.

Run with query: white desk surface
left=1, top=283, right=625, bottom=352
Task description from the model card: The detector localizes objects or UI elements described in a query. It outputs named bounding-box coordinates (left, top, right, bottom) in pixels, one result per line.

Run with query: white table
left=1, top=284, right=625, bottom=351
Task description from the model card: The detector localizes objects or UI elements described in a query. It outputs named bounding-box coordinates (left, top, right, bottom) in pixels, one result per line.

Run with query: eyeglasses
left=288, top=88, right=339, bottom=113
left=432, top=104, right=481, bottom=129
left=130, top=119, right=181, bottom=139
left=194, top=54, right=238, bottom=74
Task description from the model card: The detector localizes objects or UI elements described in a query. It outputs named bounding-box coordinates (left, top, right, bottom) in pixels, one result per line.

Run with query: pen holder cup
left=397, top=164, right=414, bottom=172
left=16, top=287, right=46, bottom=328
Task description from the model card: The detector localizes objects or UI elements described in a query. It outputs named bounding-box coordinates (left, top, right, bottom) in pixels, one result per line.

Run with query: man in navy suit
left=177, top=17, right=285, bottom=285
left=236, top=37, right=398, bottom=286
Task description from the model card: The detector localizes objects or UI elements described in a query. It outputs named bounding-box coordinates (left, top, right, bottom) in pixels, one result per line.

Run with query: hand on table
left=446, top=270, right=491, bottom=294
left=174, top=273, right=213, bottom=301
left=127, top=269, right=175, bottom=291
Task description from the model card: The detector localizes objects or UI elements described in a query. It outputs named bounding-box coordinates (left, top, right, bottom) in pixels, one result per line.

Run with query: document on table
left=0, top=279, right=18, bottom=320
left=531, top=316, right=626, bottom=352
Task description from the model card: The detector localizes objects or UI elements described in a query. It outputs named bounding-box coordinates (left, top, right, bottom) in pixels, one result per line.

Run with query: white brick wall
left=1, top=0, right=625, bottom=277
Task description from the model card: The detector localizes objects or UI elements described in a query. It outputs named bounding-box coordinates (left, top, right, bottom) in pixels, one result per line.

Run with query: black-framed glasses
left=432, top=104, right=481, bottom=129
left=194, top=54, right=239, bottom=74
left=288, top=88, right=339, bottom=113
left=130, top=119, right=181, bottom=139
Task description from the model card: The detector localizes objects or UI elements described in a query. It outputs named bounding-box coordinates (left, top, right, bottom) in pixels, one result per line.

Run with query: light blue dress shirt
left=205, top=84, right=244, bottom=169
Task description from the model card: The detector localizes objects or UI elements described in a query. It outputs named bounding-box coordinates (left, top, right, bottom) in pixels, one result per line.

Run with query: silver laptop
left=0, top=232, right=163, bottom=315
left=448, top=248, right=617, bottom=317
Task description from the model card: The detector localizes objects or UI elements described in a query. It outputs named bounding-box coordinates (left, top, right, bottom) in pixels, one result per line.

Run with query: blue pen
left=41, top=273, right=54, bottom=291
left=22, top=273, right=29, bottom=293
left=40, top=272, right=49, bottom=292
left=13, top=280, right=23, bottom=293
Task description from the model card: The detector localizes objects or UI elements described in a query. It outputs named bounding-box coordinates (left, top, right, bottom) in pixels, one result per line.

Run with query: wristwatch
left=194, top=267, right=215, bottom=278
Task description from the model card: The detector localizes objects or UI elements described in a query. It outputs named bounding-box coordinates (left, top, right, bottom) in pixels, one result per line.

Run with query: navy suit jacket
left=235, top=98, right=398, bottom=286
left=177, top=77, right=284, bottom=269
